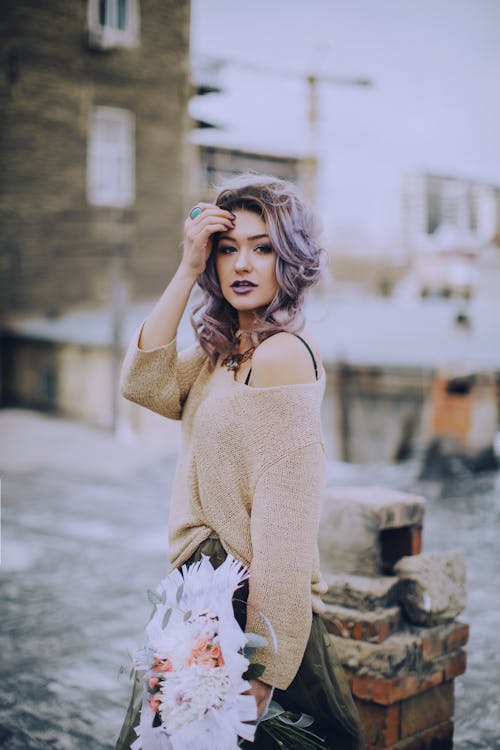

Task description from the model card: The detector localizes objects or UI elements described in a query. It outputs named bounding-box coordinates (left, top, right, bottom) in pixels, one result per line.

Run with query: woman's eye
left=255, top=244, right=273, bottom=254
left=218, top=246, right=236, bottom=254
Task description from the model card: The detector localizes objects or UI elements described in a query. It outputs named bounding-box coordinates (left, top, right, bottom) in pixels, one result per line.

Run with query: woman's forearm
left=138, top=264, right=198, bottom=350
left=138, top=203, right=235, bottom=351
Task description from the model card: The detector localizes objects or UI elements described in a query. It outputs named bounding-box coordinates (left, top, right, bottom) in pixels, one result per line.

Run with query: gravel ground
left=0, top=410, right=498, bottom=749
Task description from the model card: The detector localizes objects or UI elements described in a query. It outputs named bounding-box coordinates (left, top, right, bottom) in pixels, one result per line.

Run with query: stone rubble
left=394, top=551, right=467, bottom=626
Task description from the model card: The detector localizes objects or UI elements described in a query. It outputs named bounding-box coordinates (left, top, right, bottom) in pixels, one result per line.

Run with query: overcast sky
left=191, top=0, right=500, bottom=252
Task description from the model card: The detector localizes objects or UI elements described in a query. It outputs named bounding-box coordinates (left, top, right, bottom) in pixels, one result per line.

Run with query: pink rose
left=153, top=657, right=173, bottom=673
left=191, top=635, right=211, bottom=657
left=148, top=693, right=161, bottom=713
left=196, top=651, right=218, bottom=669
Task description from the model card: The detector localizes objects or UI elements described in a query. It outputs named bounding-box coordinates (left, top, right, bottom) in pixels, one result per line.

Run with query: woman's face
left=214, top=210, right=279, bottom=319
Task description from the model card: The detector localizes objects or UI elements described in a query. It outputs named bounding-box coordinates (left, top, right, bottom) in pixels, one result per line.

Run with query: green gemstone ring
left=190, top=206, right=203, bottom=220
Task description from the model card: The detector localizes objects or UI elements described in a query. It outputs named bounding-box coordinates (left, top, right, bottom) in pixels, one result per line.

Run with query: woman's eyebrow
left=218, top=233, right=270, bottom=241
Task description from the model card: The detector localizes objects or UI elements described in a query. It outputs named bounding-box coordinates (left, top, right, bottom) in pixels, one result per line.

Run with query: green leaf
left=162, top=608, right=172, bottom=629
left=183, top=609, right=192, bottom=622
left=176, top=583, right=184, bottom=604
left=243, top=645, right=256, bottom=659
left=242, top=662, right=266, bottom=681
left=244, top=632, right=268, bottom=648
left=160, top=590, right=167, bottom=604
left=147, top=589, right=162, bottom=605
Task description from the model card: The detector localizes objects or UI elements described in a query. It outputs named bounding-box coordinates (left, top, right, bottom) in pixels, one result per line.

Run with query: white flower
left=159, top=665, right=231, bottom=729
left=132, top=554, right=259, bottom=750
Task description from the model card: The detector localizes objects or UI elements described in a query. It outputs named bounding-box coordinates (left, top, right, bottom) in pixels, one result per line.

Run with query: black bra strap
left=244, top=333, right=318, bottom=385
left=293, top=334, right=319, bottom=379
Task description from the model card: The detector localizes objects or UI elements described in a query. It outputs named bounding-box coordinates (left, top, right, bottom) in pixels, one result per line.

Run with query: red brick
left=352, top=622, right=364, bottom=640
left=446, top=623, right=470, bottom=652
left=355, top=700, right=400, bottom=748
left=352, top=663, right=444, bottom=705
left=431, top=377, right=471, bottom=442
left=352, top=674, right=417, bottom=705
left=392, top=719, right=453, bottom=750
left=400, top=682, right=454, bottom=739
left=443, top=649, right=466, bottom=680
left=322, top=604, right=401, bottom=643
left=421, top=621, right=470, bottom=661
left=409, top=526, right=423, bottom=555
left=376, top=621, right=391, bottom=642
left=417, top=666, right=445, bottom=694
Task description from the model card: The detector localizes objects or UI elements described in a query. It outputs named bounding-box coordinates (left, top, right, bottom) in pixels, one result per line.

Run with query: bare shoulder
left=250, top=330, right=322, bottom=387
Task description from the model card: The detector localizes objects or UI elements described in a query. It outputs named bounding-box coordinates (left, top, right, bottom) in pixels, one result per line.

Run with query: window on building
left=87, top=107, right=135, bottom=208
left=87, top=0, right=139, bottom=49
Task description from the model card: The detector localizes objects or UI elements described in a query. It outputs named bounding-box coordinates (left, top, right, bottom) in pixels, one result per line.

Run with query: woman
left=116, top=174, right=365, bottom=749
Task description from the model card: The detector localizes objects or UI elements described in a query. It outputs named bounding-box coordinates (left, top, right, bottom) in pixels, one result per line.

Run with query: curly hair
left=190, top=172, right=326, bottom=365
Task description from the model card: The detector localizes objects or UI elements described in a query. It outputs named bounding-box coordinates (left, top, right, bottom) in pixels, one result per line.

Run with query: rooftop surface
left=0, top=409, right=498, bottom=749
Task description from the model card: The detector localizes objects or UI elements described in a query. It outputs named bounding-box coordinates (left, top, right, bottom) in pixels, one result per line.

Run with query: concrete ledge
left=323, top=603, right=401, bottom=643
left=320, top=486, right=426, bottom=575
left=330, top=621, right=469, bottom=682
left=394, top=551, right=466, bottom=625
left=322, top=572, right=400, bottom=610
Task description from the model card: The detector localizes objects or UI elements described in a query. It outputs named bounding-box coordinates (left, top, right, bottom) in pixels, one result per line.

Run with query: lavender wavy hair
left=190, top=172, right=326, bottom=365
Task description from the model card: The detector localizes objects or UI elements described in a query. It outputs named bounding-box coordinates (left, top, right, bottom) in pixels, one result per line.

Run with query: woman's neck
left=235, top=331, right=254, bottom=354
left=235, top=312, right=257, bottom=352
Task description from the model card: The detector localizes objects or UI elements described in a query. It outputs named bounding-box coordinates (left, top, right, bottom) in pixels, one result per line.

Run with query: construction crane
left=191, top=55, right=373, bottom=156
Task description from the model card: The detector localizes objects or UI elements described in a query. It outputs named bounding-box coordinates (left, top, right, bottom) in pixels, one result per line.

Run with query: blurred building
left=0, top=0, right=192, bottom=425
left=402, top=173, right=500, bottom=252
left=0, top=0, right=191, bottom=318
left=400, top=173, right=500, bottom=299
left=195, top=144, right=316, bottom=203
left=188, top=57, right=317, bottom=206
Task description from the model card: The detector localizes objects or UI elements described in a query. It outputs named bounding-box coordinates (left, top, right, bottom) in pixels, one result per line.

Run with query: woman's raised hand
left=136, top=204, right=235, bottom=350
left=181, top=203, right=236, bottom=278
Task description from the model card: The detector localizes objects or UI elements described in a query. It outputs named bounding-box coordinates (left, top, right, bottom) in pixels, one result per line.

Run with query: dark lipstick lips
left=231, top=281, right=256, bottom=287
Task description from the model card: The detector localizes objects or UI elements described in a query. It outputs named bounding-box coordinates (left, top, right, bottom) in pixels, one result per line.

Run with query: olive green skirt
left=115, top=535, right=365, bottom=750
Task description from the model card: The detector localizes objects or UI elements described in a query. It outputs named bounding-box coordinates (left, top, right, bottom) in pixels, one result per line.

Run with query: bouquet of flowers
left=129, top=554, right=326, bottom=750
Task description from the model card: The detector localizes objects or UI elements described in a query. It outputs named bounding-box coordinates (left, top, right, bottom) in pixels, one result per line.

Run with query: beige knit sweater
left=120, top=328, right=328, bottom=690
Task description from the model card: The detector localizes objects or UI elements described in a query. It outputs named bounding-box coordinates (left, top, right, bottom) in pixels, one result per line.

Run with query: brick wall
left=0, top=0, right=191, bottom=317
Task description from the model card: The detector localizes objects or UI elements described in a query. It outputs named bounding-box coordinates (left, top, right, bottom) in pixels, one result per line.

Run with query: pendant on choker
left=221, top=345, right=256, bottom=372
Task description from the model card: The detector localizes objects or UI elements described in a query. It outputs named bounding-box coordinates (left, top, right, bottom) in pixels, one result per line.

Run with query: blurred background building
left=398, top=173, right=500, bottom=300
left=0, top=0, right=191, bottom=424
left=1, top=0, right=499, bottom=466
left=0, top=0, right=191, bottom=318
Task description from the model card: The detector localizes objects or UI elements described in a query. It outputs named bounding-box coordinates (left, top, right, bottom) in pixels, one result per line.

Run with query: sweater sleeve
left=245, top=440, right=326, bottom=691
left=119, top=325, right=207, bottom=420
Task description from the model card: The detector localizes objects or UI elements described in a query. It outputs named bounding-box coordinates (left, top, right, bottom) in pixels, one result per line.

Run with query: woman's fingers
left=186, top=203, right=235, bottom=224
left=181, top=202, right=236, bottom=276
left=183, top=208, right=234, bottom=240
left=246, top=679, right=272, bottom=717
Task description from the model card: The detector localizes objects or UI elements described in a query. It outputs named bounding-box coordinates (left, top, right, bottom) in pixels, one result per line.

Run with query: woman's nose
left=234, top=249, right=251, bottom=271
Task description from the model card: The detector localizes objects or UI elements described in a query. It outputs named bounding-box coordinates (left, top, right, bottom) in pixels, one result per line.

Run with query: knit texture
left=120, top=328, right=328, bottom=690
